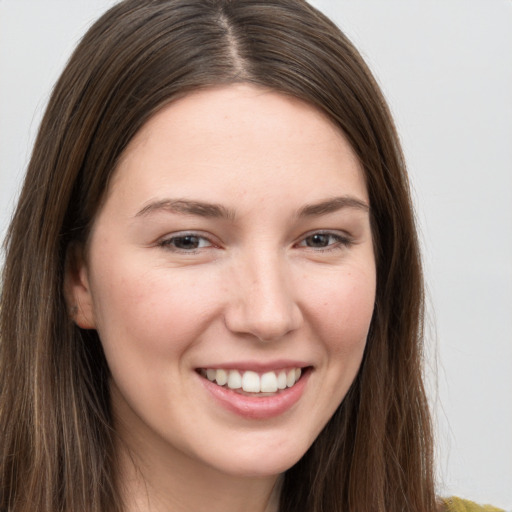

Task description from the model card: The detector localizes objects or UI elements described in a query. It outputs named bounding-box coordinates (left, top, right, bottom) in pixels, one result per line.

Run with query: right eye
left=158, top=233, right=214, bottom=252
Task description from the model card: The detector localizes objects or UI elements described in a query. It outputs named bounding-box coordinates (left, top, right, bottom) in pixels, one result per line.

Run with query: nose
left=223, top=252, right=303, bottom=342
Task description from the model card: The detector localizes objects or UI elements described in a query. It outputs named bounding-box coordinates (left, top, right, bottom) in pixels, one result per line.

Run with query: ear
left=64, top=243, right=97, bottom=329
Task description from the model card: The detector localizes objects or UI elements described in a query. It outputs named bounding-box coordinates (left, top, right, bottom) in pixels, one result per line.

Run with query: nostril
left=224, top=302, right=303, bottom=342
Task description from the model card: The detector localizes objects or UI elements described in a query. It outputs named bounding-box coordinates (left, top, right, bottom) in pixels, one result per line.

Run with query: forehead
left=108, top=84, right=368, bottom=212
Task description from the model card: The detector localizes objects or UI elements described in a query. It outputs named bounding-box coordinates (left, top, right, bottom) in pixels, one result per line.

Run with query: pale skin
left=66, top=84, right=377, bottom=512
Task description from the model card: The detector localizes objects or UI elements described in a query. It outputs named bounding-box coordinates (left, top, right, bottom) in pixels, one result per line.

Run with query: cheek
left=303, top=265, right=376, bottom=350
left=89, top=260, right=222, bottom=361
left=296, top=265, right=375, bottom=432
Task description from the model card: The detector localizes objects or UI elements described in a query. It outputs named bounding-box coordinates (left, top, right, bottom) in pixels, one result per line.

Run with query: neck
left=114, top=422, right=282, bottom=512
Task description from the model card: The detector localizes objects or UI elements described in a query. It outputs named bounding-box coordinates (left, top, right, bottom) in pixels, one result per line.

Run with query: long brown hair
left=0, top=1, right=435, bottom=511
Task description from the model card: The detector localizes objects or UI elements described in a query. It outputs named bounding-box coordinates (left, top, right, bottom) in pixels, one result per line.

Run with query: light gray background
left=1, top=0, right=511, bottom=507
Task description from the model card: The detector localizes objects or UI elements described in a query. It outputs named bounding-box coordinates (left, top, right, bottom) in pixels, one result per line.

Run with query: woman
left=0, top=1, right=503, bottom=511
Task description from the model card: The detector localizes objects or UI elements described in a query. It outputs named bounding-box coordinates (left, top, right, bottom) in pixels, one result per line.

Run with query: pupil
left=308, top=234, right=329, bottom=247
left=175, top=236, right=199, bottom=249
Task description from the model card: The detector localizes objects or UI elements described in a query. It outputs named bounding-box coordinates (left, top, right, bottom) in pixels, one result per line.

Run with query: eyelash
left=157, top=231, right=353, bottom=253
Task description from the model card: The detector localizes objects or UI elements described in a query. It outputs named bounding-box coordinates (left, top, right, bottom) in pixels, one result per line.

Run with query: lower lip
left=198, top=369, right=310, bottom=420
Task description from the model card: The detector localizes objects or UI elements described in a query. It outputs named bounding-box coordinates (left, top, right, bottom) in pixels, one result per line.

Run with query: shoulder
left=442, top=497, right=505, bottom=512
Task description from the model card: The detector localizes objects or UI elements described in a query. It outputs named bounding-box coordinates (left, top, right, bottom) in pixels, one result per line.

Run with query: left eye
left=159, top=234, right=212, bottom=251
left=298, top=232, right=349, bottom=249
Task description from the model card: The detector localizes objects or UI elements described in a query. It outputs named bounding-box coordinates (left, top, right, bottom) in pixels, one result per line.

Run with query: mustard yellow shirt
left=443, top=497, right=505, bottom=512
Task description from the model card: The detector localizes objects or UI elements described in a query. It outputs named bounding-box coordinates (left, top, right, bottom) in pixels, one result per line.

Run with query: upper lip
left=196, top=360, right=311, bottom=372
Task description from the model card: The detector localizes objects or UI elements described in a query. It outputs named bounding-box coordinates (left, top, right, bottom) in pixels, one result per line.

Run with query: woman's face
left=68, top=84, right=376, bottom=478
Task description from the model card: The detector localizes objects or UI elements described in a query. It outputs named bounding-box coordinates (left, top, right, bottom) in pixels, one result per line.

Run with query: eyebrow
left=297, top=196, right=369, bottom=217
left=135, top=199, right=237, bottom=220
left=134, top=195, right=369, bottom=220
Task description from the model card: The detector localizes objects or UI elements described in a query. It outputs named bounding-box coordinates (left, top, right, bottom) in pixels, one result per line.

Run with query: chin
left=200, top=436, right=312, bottom=479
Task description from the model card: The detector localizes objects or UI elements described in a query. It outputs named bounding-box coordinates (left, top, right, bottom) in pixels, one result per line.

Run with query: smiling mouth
left=198, top=367, right=307, bottom=395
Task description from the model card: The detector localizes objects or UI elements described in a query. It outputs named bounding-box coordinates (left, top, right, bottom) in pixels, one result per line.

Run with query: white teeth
left=216, top=369, right=228, bottom=386
left=203, top=367, right=304, bottom=393
left=242, top=371, right=260, bottom=392
left=260, top=372, right=278, bottom=393
left=277, top=371, right=287, bottom=390
left=227, top=369, right=242, bottom=389
left=286, top=369, right=296, bottom=388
